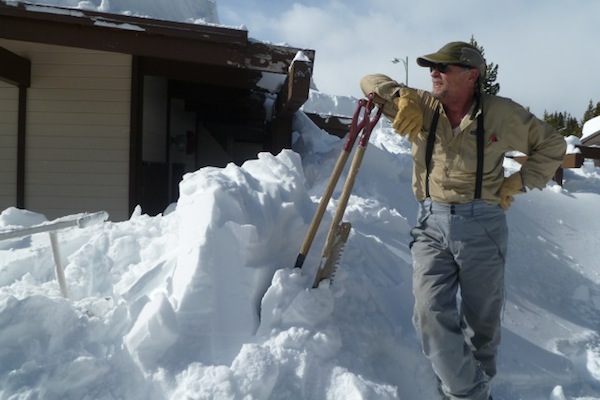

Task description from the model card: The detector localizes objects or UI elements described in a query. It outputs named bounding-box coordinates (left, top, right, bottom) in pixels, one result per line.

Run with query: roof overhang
left=582, top=131, right=600, bottom=144
left=0, top=1, right=315, bottom=75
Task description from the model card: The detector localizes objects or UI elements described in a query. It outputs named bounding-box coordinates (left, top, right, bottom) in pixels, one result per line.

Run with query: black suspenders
left=474, top=112, right=484, bottom=199
left=425, top=107, right=485, bottom=199
left=425, top=110, right=440, bottom=199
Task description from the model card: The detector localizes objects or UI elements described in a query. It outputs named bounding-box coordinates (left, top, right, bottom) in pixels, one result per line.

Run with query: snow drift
left=2, top=102, right=600, bottom=400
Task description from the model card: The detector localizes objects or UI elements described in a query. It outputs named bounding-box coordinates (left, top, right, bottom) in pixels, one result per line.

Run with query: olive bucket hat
left=417, top=41, right=486, bottom=78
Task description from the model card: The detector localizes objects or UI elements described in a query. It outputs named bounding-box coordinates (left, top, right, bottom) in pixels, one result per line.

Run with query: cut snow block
left=124, top=293, right=178, bottom=371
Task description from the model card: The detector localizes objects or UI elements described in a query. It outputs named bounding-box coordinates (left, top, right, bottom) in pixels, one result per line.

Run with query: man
left=360, top=41, right=566, bottom=400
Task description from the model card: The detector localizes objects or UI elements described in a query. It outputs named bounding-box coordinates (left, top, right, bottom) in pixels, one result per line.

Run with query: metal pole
left=0, top=211, right=109, bottom=299
left=403, top=56, right=408, bottom=86
left=49, top=231, right=69, bottom=298
left=0, top=211, right=108, bottom=241
left=392, top=56, right=408, bottom=86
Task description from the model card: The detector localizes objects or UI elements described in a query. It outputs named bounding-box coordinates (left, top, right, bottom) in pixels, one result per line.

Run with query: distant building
left=582, top=115, right=600, bottom=146
left=580, top=116, right=600, bottom=167
left=0, top=2, right=314, bottom=220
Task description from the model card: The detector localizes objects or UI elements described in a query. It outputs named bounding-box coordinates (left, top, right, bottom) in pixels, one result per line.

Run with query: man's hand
left=393, top=88, right=423, bottom=142
left=499, top=172, right=526, bottom=210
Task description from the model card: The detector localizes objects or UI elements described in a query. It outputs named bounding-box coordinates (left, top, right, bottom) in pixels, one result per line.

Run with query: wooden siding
left=0, top=39, right=131, bottom=221
left=0, top=81, right=18, bottom=210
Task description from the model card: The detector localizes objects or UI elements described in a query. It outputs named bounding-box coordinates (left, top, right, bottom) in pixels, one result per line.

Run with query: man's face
left=429, top=64, right=476, bottom=102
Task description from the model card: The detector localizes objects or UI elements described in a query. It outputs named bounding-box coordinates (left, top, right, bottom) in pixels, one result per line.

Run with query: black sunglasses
left=429, top=63, right=472, bottom=73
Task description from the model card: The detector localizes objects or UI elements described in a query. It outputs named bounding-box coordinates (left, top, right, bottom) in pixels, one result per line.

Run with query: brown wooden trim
left=0, top=45, right=31, bottom=87
left=129, top=56, right=143, bottom=215
left=17, top=86, right=26, bottom=208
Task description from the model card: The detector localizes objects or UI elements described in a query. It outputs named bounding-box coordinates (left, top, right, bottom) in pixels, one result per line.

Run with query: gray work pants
left=410, top=199, right=507, bottom=400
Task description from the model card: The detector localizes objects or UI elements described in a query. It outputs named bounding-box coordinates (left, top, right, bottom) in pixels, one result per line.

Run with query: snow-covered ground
left=3, top=1, right=600, bottom=399
left=1, top=96, right=600, bottom=399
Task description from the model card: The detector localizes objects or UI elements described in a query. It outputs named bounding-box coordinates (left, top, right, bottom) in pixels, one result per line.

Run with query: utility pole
left=391, top=56, right=408, bottom=86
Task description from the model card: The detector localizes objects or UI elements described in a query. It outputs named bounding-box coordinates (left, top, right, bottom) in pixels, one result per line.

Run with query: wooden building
left=0, top=2, right=314, bottom=220
left=580, top=116, right=600, bottom=167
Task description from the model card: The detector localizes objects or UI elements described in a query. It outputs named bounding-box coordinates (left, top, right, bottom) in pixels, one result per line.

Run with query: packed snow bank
left=2, top=109, right=600, bottom=400
left=168, top=150, right=315, bottom=366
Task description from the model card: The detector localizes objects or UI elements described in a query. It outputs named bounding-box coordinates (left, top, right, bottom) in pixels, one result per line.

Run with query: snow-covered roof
left=0, top=1, right=314, bottom=76
left=2, top=0, right=222, bottom=26
left=582, top=115, right=600, bottom=142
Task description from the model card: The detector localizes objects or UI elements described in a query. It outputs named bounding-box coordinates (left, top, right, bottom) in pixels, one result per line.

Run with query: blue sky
left=217, top=0, right=600, bottom=121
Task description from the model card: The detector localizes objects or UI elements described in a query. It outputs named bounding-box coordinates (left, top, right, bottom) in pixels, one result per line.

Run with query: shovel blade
left=312, top=222, right=351, bottom=288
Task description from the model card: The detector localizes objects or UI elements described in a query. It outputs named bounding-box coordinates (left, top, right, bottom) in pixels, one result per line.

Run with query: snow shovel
left=290, top=93, right=382, bottom=287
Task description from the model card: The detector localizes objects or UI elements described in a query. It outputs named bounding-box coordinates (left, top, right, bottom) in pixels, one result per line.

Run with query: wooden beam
left=554, top=168, right=564, bottom=186
left=265, top=59, right=313, bottom=154
left=0, top=45, right=30, bottom=87
left=576, top=145, right=600, bottom=160
left=17, top=86, right=27, bottom=208
left=561, top=153, right=584, bottom=168
left=281, top=59, right=312, bottom=113
left=306, top=113, right=351, bottom=138
left=267, top=115, right=292, bottom=155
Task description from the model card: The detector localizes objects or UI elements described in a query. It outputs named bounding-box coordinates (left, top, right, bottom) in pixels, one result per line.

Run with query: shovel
left=291, top=93, right=382, bottom=287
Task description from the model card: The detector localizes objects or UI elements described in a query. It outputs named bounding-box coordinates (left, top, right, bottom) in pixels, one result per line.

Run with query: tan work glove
left=499, top=172, right=526, bottom=210
left=392, top=88, right=423, bottom=142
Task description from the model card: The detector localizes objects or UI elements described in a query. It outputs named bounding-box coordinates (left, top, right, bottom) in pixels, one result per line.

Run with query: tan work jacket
left=360, top=74, right=567, bottom=204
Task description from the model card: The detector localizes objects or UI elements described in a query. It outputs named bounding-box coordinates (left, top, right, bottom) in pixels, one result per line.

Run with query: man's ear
left=469, top=68, right=480, bottom=83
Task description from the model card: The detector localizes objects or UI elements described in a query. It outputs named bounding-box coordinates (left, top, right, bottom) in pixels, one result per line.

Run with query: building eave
left=0, top=1, right=315, bottom=74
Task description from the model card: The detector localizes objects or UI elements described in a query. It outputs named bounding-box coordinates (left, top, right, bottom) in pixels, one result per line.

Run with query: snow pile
left=2, top=106, right=600, bottom=399
left=566, top=135, right=582, bottom=154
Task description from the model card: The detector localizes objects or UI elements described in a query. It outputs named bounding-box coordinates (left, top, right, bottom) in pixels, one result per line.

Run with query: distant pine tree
left=582, top=99, right=600, bottom=123
left=544, top=110, right=582, bottom=138
left=469, top=35, right=500, bottom=95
